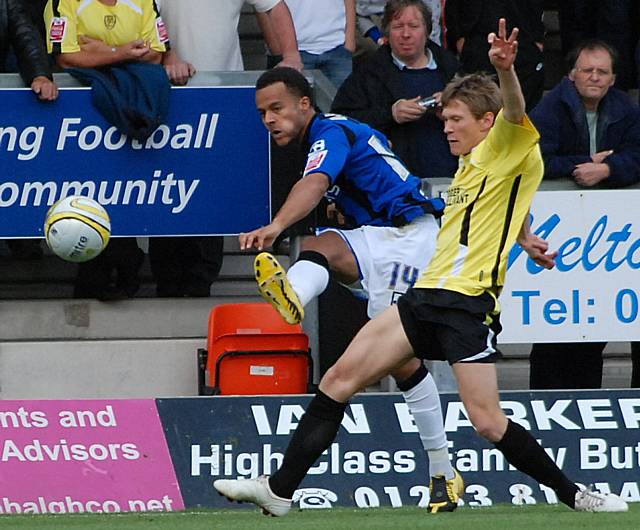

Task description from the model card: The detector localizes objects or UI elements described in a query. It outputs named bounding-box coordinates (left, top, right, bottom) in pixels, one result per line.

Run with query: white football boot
left=214, top=476, right=292, bottom=517
left=574, top=486, right=628, bottom=512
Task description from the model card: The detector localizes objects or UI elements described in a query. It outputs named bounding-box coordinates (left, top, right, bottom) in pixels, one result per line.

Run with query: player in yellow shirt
left=415, top=92, right=544, bottom=307
left=44, top=0, right=169, bottom=67
left=213, top=19, right=628, bottom=515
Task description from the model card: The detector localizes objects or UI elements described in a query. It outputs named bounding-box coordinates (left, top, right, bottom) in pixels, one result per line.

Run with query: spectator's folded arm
left=602, top=108, right=640, bottom=187
left=602, top=151, right=640, bottom=188
left=57, top=38, right=161, bottom=68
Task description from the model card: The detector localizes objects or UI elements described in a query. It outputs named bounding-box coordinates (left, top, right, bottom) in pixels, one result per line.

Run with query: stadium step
left=0, top=237, right=289, bottom=299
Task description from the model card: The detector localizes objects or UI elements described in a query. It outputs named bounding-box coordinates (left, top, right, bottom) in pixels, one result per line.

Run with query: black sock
left=495, top=419, right=578, bottom=508
left=269, top=390, right=347, bottom=499
left=296, top=250, right=330, bottom=270
left=395, top=363, right=429, bottom=392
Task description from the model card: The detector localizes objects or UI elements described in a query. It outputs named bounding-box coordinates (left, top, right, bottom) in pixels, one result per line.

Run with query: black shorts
left=397, top=288, right=503, bottom=365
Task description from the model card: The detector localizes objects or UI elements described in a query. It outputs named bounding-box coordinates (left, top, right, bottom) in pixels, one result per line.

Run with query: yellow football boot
left=254, top=252, right=304, bottom=325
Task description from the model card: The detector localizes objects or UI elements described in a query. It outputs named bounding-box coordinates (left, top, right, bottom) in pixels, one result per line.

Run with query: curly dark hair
left=256, top=67, right=314, bottom=103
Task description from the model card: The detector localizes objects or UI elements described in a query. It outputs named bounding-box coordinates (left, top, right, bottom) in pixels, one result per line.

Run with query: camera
left=417, top=96, right=438, bottom=109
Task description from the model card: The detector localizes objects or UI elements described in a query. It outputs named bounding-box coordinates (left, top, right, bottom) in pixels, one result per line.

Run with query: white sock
left=401, top=372, right=455, bottom=479
left=287, top=259, right=330, bottom=307
left=426, top=447, right=453, bottom=480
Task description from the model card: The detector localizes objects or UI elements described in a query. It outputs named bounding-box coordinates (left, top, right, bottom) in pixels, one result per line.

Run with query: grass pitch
left=0, top=504, right=638, bottom=530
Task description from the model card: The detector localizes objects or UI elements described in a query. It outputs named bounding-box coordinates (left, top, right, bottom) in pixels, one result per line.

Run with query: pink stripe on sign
left=0, top=399, right=184, bottom=514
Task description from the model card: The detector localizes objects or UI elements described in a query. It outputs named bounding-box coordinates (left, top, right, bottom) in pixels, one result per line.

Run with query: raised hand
left=488, top=18, right=519, bottom=72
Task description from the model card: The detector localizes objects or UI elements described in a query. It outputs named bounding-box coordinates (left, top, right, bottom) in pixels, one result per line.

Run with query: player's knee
left=466, top=409, right=506, bottom=442
left=473, top=421, right=502, bottom=442
left=321, top=363, right=360, bottom=401
left=391, top=357, right=423, bottom=384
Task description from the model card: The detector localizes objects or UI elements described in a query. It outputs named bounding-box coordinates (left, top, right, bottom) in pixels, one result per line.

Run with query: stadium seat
left=197, top=302, right=312, bottom=395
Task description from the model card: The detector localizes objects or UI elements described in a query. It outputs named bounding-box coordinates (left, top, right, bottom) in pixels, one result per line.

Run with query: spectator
left=24, top=0, right=48, bottom=39
left=444, top=0, right=544, bottom=111
left=332, top=0, right=459, bottom=181
left=150, top=0, right=302, bottom=297
left=353, top=0, right=387, bottom=65
left=531, top=40, right=640, bottom=188
left=1, top=0, right=59, bottom=260
left=158, top=0, right=302, bottom=85
left=257, top=0, right=356, bottom=89
left=44, top=0, right=171, bottom=300
left=558, top=0, right=636, bottom=91
left=45, top=0, right=167, bottom=68
left=356, top=0, right=443, bottom=50
left=2, top=0, right=57, bottom=100
left=529, top=39, right=640, bottom=389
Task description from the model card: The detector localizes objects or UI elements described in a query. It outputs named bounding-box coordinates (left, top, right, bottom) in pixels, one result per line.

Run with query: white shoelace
left=577, top=486, right=605, bottom=509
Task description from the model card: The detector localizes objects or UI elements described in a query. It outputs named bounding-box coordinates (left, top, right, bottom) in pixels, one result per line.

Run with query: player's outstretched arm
left=488, top=18, right=525, bottom=124
left=239, top=172, right=329, bottom=250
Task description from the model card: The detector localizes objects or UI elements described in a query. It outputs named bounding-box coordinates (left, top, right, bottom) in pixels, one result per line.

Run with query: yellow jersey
left=45, top=0, right=169, bottom=54
left=415, top=111, right=543, bottom=306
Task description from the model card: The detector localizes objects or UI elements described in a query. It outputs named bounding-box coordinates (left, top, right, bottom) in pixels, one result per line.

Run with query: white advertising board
left=500, top=190, right=640, bottom=343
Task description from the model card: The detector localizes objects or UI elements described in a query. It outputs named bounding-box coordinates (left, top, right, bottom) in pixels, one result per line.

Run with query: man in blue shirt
left=238, top=66, right=462, bottom=513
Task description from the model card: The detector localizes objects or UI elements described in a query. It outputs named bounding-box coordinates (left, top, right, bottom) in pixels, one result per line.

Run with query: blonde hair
left=441, top=73, right=502, bottom=118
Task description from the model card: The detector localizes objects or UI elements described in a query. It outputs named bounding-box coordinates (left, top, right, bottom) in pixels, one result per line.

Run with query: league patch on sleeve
left=304, top=149, right=328, bottom=173
left=310, top=139, right=326, bottom=152
left=49, top=17, right=67, bottom=43
left=156, top=17, right=169, bottom=43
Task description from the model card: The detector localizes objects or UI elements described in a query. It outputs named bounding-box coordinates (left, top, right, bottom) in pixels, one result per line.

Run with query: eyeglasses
left=574, top=66, right=612, bottom=77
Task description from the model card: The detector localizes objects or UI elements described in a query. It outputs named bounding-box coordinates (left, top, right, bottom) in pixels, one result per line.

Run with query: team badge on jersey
left=49, top=17, right=67, bottom=43
left=104, top=15, right=117, bottom=30
left=156, top=17, right=169, bottom=43
left=304, top=149, right=327, bottom=173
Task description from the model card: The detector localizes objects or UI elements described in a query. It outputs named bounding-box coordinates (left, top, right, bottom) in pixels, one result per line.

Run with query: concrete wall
left=0, top=339, right=200, bottom=399
left=0, top=298, right=255, bottom=399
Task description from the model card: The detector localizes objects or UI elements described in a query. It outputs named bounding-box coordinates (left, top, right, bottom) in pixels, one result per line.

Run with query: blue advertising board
left=157, top=390, right=640, bottom=510
left=0, top=86, right=270, bottom=237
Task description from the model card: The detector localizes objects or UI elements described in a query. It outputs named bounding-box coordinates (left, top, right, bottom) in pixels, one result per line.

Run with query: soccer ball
left=44, top=196, right=111, bottom=262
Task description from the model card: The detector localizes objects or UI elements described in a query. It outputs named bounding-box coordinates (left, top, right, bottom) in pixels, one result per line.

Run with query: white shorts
left=318, top=215, right=439, bottom=318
